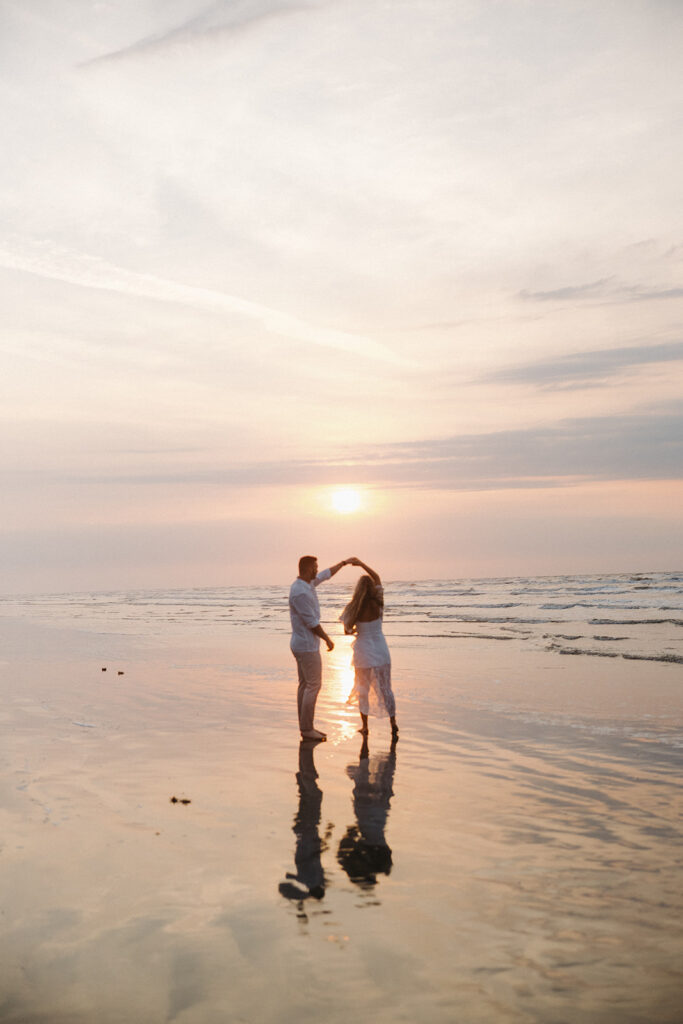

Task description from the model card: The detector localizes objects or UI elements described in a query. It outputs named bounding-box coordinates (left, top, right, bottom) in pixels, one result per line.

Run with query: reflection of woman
left=340, top=559, right=398, bottom=739
left=337, top=737, right=396, bottom=889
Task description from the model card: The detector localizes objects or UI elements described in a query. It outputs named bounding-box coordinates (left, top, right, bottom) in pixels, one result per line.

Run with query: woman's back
left=353, top=616, right=390, bottom=668
left=356, top=584, right=383, bottom=623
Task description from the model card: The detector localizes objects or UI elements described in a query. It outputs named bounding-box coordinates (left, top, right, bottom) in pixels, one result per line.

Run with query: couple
left=289, top=555, right=399, bottom=742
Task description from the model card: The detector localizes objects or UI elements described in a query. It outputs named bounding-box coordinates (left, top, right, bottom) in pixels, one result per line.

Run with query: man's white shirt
left=289, top=569, right=332, bottom=652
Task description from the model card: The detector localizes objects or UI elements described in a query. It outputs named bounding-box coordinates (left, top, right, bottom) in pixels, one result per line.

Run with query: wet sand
left=1, top=616, right=682, bottom=1023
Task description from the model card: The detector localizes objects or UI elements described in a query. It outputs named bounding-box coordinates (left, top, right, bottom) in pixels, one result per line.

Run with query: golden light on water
left=318, top=645, right=360, bottom=742
left=327, top=652, right=356, bottom=704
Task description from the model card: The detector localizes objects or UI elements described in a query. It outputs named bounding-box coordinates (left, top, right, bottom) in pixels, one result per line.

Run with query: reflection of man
left=278, top=740, right=326, bottom=903
left=289, top=554, right=351, bottom=741
left=337, top=738, right=397, bottom=889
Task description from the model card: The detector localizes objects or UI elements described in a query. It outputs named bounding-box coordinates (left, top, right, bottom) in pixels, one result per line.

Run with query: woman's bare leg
left=359, top=712, right=368, bottom=735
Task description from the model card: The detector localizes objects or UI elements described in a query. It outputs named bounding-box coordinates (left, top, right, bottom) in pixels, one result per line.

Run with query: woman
left=340, top=558, right=398, bottom=739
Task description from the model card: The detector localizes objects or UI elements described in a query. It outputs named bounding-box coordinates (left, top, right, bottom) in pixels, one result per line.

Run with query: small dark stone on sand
left=101, top=667, right=106, bottom=672
left=117, top=671, right=124, bottom=675
left=170, top=796, right=191, bottom=805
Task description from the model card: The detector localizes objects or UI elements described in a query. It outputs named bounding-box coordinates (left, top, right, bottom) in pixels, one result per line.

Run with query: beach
left=1, top=576, right=682, bottom=1023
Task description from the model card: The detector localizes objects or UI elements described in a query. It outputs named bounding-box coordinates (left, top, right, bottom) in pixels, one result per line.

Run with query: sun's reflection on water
left=323, top=644, right=359, bottom=742
left=326, top=645, right=355, bottom=703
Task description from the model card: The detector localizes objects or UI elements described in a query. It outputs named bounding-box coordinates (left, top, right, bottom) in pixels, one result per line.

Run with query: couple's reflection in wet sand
left=279, top=736, right=397, bottom=912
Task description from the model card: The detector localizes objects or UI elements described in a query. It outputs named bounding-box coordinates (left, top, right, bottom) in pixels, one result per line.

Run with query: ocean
left=2, top=570, right=682, bottom=664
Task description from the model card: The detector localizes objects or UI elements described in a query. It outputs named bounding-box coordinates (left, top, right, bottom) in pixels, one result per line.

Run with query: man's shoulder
left=289, top=577, right=310, bottom=596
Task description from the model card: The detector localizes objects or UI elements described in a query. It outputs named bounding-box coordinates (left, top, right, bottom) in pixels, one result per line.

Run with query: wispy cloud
left=81, top=0, right=320, bottom=67
left=484, top=341, right=683, bottom=390
left=520, top=278, right=614, bottom=302
left=0, top=238, right=409, bottom=366
left=520, top=279, right=683, bottom=304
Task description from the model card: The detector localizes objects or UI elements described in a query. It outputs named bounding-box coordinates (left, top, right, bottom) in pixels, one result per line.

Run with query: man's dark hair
left=298, top=555, right=317, bottom=576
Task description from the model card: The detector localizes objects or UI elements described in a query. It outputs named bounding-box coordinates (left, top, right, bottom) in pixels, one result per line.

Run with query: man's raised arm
left=326, top=558, right=356, bottom=579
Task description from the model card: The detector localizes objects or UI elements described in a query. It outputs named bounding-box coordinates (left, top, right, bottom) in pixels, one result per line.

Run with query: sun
left=331, top=487, right=362, bottom=514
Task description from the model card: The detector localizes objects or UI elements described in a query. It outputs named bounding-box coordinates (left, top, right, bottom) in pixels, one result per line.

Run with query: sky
left=1, top=0, right=682, bottom=591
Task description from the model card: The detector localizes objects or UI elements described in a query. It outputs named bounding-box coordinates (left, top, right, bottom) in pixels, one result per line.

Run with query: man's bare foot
left=301, top=729, right=327, bottom=741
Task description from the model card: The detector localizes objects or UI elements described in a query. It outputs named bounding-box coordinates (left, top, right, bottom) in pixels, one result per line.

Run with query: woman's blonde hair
left=340, top=575, right=382, bottom=635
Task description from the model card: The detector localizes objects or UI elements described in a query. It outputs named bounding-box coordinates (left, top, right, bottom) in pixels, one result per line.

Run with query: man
left=289, top=555, right=353, bottom=741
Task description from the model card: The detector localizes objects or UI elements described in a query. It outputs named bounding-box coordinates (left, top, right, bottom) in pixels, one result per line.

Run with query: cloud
left=81, top=0, right=321, bottom=67
left=628, top=287, right=683, bottom=302
left=370, top=410, right=683, bottom=486
left=484, top=341, right=683, bottom=390
left=65, top=407, right=683, bottom=492
left=520, top=279, right=683, bottom=303
left=346, top=409, right=683, bottom=488
left=519, top=278, right=615, bottom=302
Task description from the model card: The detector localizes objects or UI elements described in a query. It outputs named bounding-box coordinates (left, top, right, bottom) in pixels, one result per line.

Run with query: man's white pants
left=293, top=651, right=322, bottom=733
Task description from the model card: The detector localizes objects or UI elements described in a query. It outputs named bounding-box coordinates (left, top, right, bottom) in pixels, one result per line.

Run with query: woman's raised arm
left=349, top=557, right=381, bottom=585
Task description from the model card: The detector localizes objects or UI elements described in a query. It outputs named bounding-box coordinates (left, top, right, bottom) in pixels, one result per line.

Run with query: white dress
left=348, top=592, right=396, bottom=718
